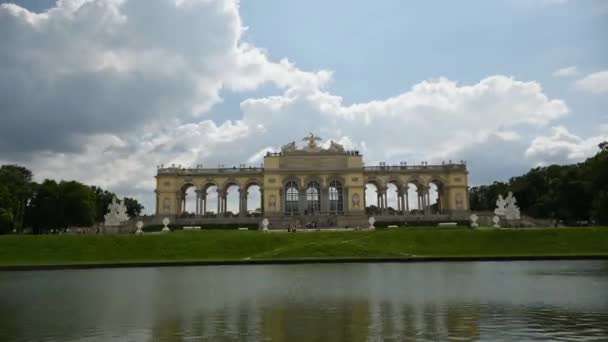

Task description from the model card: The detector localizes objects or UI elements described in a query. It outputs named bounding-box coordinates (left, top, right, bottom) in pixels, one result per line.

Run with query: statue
left=281, top=141, right=297, bottom=153
left=261, top=218, right=269, bottom=231
left=302, top=132, right=322, bottom=149
left=494, top=194, right=507, bottom=216
left=135, top=221, right=144, bottom=235
left=327, top=140, right=345, bottom=152
left=504, top=192, right=521, bottom=220
left=492, top=215, right=501, bottom=228
left=161, top=217, right=171, bottom=232
left=494, top=192, right=520, bottom=220
left=470, top=213, right=479, bottom=228
left=104, top=197, right=129, bottom=227
left=368, top=216, right=376, bottom=230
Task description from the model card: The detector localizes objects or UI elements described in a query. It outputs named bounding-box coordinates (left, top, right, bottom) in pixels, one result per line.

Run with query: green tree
left=58, top=181, right=96, bottom=228
left=27, top=180, right=60, bottom=234
left=123, top=197, right=144, bottom=218
left=0, top=165, right=33, bottom=233
left=91, top=186, right=116, bottom=223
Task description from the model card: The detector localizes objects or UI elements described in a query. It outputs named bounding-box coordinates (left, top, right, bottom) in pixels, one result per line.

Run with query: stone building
left=155, top=134, right=470, bottom=228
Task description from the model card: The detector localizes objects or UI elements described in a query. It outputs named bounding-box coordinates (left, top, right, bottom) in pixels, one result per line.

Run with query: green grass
left=0, top=227, right=607, bottom=266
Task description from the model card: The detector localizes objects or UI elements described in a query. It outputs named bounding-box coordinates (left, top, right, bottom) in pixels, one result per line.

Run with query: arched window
left=306, top=181, right=320, bottom=213
left=328, top=180, right=343, bottom=213
left=285, top=181, right=299, bottom=214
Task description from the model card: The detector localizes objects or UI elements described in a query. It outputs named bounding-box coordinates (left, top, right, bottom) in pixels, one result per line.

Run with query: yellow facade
left=155, top=136, right=470, bottom=227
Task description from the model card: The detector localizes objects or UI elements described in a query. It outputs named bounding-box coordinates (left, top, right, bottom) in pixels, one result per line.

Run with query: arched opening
left=204, top=184, right=219, bottom=215
left=224, top=184, right=240, bottom=216
left=306, top=181, right=321, bottom=214
left=365, top=182, right=381, bottom=215
left=285, top=180, right=299, bottom=214
left=181, top=183, right=196, bottom=215
left=386, top=182, right=399, bottom=214
left=429, top=180, right=445, bottom=214
left=328, top=180, right=344, bottom=214
left=246, top=184, right=262, bottom=216
left=406, top=182, right=422, bottom=213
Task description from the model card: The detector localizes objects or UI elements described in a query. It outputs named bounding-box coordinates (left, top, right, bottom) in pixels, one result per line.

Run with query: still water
left=1, top=261, right=607, bottom=341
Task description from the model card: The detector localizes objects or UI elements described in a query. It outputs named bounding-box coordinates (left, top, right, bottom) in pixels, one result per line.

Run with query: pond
left=1, top=260, right=607, bottom=341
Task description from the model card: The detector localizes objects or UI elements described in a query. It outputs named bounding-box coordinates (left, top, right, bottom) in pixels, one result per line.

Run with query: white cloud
left=552, top=66, right=579, bottom=78
left=0, top=0, right=588, bottom=213
left=575, top=70, right=608, bottom=94
left=525, top=126, right=608, bottom=163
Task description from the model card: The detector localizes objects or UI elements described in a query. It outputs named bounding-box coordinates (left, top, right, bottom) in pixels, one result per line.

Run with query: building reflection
left=147, top=298, right=482, bottom=341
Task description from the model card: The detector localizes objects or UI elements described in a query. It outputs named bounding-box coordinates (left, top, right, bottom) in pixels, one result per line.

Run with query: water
left=1, top=261, right=607, bottom=341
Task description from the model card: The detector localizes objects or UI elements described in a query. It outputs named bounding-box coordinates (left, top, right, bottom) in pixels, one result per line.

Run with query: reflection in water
left=0, top=261, right=607, bottom=341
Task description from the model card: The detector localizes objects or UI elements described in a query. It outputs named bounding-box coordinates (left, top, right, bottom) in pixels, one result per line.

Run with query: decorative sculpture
left=161, top=217, right=171, bottom=232
left=327, top=140, right=345, bottom=152
left=135, top=221, right=144, bottom=235
left=261, top=218, right=269, bottom=231
left=352, top=193, right=361, bottom=208
left=470, top=213, right=479, bottom=228
left=302, top=132, right=322, bottom=149
left=492, top=215, right=501, bottom=228
left=281, top=141, right=297, bottom=153
left=494, top=192, right=520, bottom=220
left=104, top=197, right=129, bottom=227
left=368, top=216, right=376, bottom=230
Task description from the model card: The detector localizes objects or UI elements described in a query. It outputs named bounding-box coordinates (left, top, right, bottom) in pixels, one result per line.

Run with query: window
left=285, top=181, right=299, bottom=213
left=329, top=180, right=343, bottom=213
left=306, top=181, right=320, bottom=213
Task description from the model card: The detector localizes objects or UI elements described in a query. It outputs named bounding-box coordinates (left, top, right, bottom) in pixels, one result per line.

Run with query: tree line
left=0, top=165, right=143, bottom=234
left=469, top=142, right=608, bottom=225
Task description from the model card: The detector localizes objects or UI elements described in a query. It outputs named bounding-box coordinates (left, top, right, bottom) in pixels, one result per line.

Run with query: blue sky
left=1, top=0, right=606, bottom=212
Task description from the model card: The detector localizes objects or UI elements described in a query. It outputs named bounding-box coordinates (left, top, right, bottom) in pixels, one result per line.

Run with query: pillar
left=260, top=187, right=264, bottom=213
left=321, top=186, right=330, bottom=213
left=217, top=189, right=222, bottom=214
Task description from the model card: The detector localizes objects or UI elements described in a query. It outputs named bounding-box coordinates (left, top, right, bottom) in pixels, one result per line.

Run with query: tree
left=27, top=180, right=60, bottom=234
left=91, top=186, right=116, bottom=223
left=469, top=142, right=607, bottom=223
left=0, top=165, right=33, bottom=233
left=123, top=197, right=144, bottom=218
left=58, top=181, right=96, bottom=228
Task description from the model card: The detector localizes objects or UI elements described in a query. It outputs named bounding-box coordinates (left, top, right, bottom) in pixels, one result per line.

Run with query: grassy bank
left=0, top=227, right=607, bottom=267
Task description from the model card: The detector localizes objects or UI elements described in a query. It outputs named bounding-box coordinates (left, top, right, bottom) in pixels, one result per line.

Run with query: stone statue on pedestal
left=494, top=192, right=521, bottom=220
left=104, top=197, right=129, bottom=227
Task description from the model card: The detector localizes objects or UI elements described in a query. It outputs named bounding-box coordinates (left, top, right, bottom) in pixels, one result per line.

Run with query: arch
left=305, top=180, right=321, bottom=213
left=284, top=180, right=299, bottom=214
left=203, top=184, right=219, bottom=215
left=328, top=179, right=344, bottom=214
left=244, top=178, right=263, bottom=190
left=405, top=178, right=424, bottom=213
left=220, top=178, right=241, bottom=193
left=246, top=184, right=262, bottom=215
left=180, top=183, right=196, bottom=215
left=282, top=176, right=302, bottom=189
left=223, top=183, right=240, bottom=216
left=386, top=182, right=399, bottom=213
left=428, top=178, right=446, bottom=214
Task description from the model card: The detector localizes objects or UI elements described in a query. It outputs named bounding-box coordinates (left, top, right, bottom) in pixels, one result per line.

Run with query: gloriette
left=154, top=134, right=470, bottom=228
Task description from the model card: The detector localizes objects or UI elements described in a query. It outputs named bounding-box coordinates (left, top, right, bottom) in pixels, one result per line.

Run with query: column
left=405, top=190, right=409, bottom=212
left=260, top=187, right=264, bottom=213
left=195, top=190, right=200, bottom=215
left=321, top=187, right=330, bottom=213
left=239, top=188, right=248, bottom=216
left=202, top=192, right=207, bottom=215
left=298, top=188, right=307, bottom=214
left=217, top=189, right=222, bottom=214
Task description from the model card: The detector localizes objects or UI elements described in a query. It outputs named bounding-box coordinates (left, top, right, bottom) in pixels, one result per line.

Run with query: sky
left=0, top=0, right=607, bottom=214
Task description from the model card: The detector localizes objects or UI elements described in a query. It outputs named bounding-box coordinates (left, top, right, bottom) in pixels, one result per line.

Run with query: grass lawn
left=0, top=227, right=607, bottom=267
